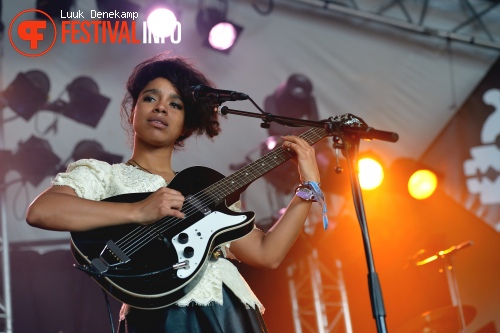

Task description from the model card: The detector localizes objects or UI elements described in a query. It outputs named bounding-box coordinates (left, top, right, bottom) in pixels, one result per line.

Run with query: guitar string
left=115, top=128, right=326, bottom=256
left=151, top=116, right=349, bottom=242
left=114, top=142, right=299, bottom=254
left=116, top=128, right=326, bottom=256
left=114, top=128, right=327, bottom=256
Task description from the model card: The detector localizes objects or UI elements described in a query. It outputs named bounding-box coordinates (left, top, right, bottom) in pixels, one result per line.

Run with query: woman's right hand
left=27, top=185, right=185, bottom=232
left=132, top=187, right=185, bottom=225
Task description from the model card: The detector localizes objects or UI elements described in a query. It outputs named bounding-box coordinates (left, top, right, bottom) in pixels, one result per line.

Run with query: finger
left=168, top=209, right=185, bottom=219
left=168, top=199, right=184, bottom=211
left=281, top=136, right=300, bottom=152
left=154, top=190, right=185, bottom=205
left=283, top=140, right=315, bottom=158
left=281, top=135, right=311, bottom=150
left=282, top=140, right=294, bottom=152
left=281, top=137, right=320, bottom=181
left=158, top=200, right=185, bottom=218
left=158, top=187, right=184, bottom=197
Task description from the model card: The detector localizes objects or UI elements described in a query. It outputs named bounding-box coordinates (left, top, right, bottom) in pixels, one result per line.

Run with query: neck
left=131, top=145, right=175, bottom=175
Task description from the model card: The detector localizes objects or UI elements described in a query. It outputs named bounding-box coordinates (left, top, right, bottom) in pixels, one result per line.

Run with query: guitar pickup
left=185, top=195, right=211, bottom=215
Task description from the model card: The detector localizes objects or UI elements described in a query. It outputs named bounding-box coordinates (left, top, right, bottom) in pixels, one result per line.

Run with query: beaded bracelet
left=295, top=181, right=329, bottom=230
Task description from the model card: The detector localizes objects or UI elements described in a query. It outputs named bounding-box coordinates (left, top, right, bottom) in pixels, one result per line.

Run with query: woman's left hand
left=229, top=135, right=322, bottom=269
left=281, top=135, right=321, bottom=184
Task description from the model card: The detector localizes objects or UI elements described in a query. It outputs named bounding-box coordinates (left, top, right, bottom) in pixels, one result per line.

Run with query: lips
left=148, top=118, right=168, bottom=127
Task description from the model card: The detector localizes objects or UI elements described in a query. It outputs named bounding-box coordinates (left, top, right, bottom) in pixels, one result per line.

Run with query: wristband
left=295, top=187, right=317, bottom=202
left=295, top=181, right=329, bottom=230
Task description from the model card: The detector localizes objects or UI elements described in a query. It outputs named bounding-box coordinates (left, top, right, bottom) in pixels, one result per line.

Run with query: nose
left=154, top=104, right=167, bottom=114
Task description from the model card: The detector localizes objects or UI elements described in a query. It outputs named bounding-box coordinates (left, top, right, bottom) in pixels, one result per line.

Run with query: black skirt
left=117, top=284, right=268, bottom=333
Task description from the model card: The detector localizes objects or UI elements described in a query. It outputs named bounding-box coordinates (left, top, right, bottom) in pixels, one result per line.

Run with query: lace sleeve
left=51, top=159, right=113, bottom=201
left=223, top=200, right=251, bottom=259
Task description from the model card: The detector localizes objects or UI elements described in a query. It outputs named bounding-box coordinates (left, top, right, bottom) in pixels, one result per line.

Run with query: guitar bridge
left=91, top=240, right=131, bottom=273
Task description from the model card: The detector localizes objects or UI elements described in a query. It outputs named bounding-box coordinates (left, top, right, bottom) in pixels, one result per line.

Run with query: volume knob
left=183, top=246, right=194, bottom=258
left=178, top=232, right=189, bottom=244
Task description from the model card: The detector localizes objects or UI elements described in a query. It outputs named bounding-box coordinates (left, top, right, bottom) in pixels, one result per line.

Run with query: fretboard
left=205, top=126, right=329, bottom=203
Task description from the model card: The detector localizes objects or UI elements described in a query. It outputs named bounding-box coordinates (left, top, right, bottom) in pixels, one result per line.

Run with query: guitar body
left=70, top=166, right=255, bottom=309
left=69, top=120, right=346, bottom=309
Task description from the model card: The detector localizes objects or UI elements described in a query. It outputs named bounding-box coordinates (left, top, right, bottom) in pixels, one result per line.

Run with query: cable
left=102, top=289, right=115, bottom=333
left=73, top=262, right=177, bottom=278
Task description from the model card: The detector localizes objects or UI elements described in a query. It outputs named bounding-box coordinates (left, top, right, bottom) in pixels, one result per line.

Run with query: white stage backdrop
left=1, top=1, right=498, bottom=242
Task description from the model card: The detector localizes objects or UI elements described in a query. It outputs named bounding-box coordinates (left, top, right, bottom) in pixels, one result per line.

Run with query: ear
left=129, top=111, right=134, bottom=124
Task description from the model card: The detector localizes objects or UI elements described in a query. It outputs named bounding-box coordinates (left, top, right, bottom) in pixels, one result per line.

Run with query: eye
left=170, top=102, right=183, bottom=110
left=143, top=95, right=156, bottom=102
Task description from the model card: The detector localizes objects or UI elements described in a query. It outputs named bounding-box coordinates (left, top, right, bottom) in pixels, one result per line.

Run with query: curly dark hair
left=121, top=53, right=221, bottom=147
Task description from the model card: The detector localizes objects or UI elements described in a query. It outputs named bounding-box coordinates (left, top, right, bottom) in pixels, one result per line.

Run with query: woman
left=26, top=54, right=321, bottom=333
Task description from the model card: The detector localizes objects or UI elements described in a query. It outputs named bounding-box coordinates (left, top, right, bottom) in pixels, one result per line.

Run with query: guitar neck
left=205, top=126, right=328, bottom=203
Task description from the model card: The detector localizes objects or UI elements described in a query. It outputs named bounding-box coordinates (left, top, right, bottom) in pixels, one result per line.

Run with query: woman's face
left=132, top=77, right=185, bottom=148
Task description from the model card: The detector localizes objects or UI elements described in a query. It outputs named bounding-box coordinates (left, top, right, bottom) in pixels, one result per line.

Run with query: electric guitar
left=70, top=118, right=354, bottom=309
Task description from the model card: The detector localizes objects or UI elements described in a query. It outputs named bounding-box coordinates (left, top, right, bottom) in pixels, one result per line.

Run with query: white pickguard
left=172, top=211, right=247, bottom=278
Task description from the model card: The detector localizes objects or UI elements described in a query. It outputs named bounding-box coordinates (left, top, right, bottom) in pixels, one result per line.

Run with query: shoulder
left=65, top=159, right=139, bottom=179
left=66, top=158, right=114, bottom=173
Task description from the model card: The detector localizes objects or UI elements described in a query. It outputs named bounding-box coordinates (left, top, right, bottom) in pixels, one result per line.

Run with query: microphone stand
left=220, top=105, right=398, bottom=333
left=341, top=133, right=388, bottom=333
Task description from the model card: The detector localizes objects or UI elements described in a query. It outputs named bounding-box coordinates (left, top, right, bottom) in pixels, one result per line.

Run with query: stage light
left=358, top=157, right=384, bottom=190
left=265, top=136, right=279, bottom=150
left=196, top=4, right=243, bottom=54
left=264, top=74, right=318, bottom=136
left=389, top=158, right=440, bottom=200
left=0, top=70, right=50, bottom=121
left=208, top=22, right=240, bottom=51
left=1, top=72, right=109, bottom=128
left=55, top=140, right=123, bottom=174
left=147, top=7, right=178, bottom=38
left=6, top=136, right=61, bottom=187
left=408, top=169, right=438, bottom=200
left=70, top=140, right=123, bottom=164
left=46, top=76, right=110, bottom=128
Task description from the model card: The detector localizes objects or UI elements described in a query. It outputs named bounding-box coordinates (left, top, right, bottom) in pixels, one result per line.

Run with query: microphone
left=190, top=85, right=249, bottom=103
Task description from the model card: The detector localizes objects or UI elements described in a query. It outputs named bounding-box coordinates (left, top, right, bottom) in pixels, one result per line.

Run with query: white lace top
left=52, top=159, right=263, bottom=315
